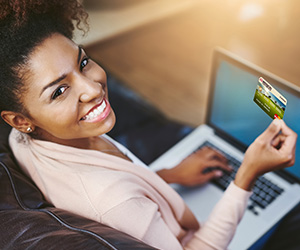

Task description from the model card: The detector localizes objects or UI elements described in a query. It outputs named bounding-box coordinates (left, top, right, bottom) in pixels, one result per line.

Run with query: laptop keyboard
left=197, top=141, right=285, bottom=215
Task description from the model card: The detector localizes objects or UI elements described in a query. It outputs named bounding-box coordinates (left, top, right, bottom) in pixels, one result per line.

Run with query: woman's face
left=22, top=33, right=116, bottom=144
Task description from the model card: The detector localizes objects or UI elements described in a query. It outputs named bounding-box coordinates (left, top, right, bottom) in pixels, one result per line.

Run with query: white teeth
left=94, top=109, right=100, bottom=116
left=99, top=100, right=106, bottom=112
left=83, top=101, right=107, bottom=120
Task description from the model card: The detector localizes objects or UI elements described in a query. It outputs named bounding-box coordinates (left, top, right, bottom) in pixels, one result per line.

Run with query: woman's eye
left=80, top=57, right=89, bottom=71
left=51, top=86, right=68, bottom=100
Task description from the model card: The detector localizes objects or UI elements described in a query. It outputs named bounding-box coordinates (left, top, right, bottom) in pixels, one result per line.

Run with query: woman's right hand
left=234, top=119, right=297, bottom=191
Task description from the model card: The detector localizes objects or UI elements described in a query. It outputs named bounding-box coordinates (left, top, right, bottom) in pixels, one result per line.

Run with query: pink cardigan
left=9, top=129, right=251, bottom=250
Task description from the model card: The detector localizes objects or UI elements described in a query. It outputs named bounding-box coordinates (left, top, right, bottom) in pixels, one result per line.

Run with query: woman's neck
left=31, top=128, right=96, bottom=150
left=31, top=130, right=131, bottom=161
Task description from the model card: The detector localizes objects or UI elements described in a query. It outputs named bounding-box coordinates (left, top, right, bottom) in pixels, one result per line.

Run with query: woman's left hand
left=156, top=146, right=232, bottom=186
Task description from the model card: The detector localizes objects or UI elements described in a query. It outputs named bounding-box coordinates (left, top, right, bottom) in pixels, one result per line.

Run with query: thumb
left=258, top=119, right=282, bottom=142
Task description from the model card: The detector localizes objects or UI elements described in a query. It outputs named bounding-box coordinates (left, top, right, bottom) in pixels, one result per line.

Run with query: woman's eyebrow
left=39, top=74, right=67, bottom=97
left=39, top=46, right=82, bottom=97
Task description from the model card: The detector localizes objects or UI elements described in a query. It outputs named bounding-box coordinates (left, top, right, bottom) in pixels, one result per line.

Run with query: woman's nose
left=78, top=77, right=102, bottom=103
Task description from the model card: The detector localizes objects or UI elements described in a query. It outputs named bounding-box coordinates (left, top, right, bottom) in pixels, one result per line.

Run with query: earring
left=26, top=127, right=32, bottom=133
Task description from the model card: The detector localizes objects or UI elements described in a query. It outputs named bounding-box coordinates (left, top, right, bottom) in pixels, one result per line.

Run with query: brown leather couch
left=0, top=122, right=156, bottom=249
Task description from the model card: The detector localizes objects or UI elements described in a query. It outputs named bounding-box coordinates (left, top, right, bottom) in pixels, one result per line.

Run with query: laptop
left=149, top=47, right=300, bottom=250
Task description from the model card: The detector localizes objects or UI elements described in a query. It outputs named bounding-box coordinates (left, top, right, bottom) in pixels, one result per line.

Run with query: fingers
left=203, top=160, right=232, bottom=173
left=258, top=118, right=282, bottom=142
left=278, top=134, right=297, bottom=167
left=269, top=120, right=297, bottom=165
left=195, top=146, right=228, bottom=163
left=201, top=170, right=224, bottom=183
left=280, top=121, right=297, bottom=152
left=188, top=168, right=223, bottom=186
left=271, top=134, right=286, bottom=149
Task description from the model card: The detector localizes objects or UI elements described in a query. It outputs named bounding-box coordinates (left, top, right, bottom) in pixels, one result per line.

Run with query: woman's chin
left=87, top=110, right=116, bottom=137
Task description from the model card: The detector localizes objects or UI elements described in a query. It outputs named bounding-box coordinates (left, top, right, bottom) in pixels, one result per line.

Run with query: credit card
left=253, top=77, right=287, bottom=119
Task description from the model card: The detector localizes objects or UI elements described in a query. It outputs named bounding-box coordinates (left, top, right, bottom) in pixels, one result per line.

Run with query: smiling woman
left=13, top=34, right=116, bottom=147
left=0, top=1, right=297, bottom=250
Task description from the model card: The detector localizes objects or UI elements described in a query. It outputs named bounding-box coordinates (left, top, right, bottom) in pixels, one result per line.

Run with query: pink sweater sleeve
left=185, top=182, right=252, bottom=250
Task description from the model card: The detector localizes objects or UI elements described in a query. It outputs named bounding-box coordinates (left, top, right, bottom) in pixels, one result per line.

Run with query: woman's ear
left=1, top=111, right=35, bottom=133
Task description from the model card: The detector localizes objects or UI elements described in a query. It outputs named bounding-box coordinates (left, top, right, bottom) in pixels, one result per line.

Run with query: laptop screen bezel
left=206, top=47, right=300, bottom=184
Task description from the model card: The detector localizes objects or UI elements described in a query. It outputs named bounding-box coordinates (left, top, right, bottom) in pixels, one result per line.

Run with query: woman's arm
left=101, top=195, right=245, bottom=250
left=185, top=182, right=251, bottom=250
left=185, top=119, right=297, bottom=249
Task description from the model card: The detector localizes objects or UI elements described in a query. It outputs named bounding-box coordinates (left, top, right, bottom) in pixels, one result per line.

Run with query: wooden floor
left=85, top=0, right=300, bottom=126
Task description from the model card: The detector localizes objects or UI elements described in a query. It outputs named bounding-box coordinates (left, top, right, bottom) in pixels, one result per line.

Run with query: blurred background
left=75, top=0, right=300, bottom=127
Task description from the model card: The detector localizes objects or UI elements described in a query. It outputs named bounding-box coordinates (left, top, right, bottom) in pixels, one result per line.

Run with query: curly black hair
left=0, top=0, right=88, bottom=115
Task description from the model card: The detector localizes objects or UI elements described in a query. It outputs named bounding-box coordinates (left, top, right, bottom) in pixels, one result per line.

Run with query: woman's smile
left=81, top=98, right=111, bottom=123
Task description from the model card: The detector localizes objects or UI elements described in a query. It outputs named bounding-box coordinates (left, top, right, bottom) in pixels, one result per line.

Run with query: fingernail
left=215, top=170, right=223, bottom=177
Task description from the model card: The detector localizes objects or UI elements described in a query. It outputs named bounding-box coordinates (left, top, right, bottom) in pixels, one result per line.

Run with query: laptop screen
left=207, top=48, right=300, bottom=182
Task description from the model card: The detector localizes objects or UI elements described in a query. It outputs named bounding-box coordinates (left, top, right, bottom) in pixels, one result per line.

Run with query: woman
left=0, top=1, right=297, bottom=249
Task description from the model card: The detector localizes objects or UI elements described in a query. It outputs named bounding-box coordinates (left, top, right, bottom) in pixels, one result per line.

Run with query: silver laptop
left=149, top=48, right=300, bottom=250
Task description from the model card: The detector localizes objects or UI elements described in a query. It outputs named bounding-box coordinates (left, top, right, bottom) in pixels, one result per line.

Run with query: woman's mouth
left=81, top=98, right=110, bottom=122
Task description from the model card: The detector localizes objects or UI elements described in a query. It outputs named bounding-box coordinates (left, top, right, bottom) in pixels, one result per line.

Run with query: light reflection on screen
left=210, top=61, right=300, bottom=179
